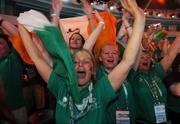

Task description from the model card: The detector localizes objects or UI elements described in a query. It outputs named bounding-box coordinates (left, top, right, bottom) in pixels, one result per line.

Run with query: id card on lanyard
left=116, top=110, right=130, bottom=124
left=116, top=84, right=130, bottom=124
left=144, top=77, right=167, bottom=123
left=154, top=103, right=167, bottom=123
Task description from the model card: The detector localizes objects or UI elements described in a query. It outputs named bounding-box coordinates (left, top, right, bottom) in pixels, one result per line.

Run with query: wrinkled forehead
left=101, top=44, right=118, bottom=52
left=74, top=50, right=92, bottom=60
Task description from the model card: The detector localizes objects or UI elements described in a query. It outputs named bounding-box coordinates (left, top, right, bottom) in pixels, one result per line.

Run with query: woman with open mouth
left=18, top=0, right=145, bottom=123
left=131, top=33, right=180, bottom=124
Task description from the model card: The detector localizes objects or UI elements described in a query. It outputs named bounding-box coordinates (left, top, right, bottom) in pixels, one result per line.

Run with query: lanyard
left=103, top=68, right=129, bottom=110
left=142, top=77, right=162, bottom=104
left=122, top=83, right=129, bottom=110
left=69, top=83, right=93, bottom=124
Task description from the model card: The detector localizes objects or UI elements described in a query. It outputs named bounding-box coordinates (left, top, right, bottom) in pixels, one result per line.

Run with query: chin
left=78, top=80, right=88, bottom=87
left=142, top=67, right=149, bottom=73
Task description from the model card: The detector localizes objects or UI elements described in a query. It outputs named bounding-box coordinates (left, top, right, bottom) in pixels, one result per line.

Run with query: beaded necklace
left=142, top=76, right=162, bottom=104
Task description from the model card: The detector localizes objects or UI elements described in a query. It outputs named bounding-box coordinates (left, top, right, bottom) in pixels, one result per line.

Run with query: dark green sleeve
left=95, top=75, right=116, bottom=105
left=48, top=70, right=67, bottom=98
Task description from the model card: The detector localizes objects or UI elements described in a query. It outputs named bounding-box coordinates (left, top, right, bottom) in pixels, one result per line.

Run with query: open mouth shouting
left=77, top=70, right=86, bottom=79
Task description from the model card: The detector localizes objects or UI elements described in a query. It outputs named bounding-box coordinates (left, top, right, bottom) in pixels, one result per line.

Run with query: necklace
left=75, top=83, right=93, bottom=111
left=69, top=82, right=93, bottom=124
left=143, top=76, right=162, bottom=104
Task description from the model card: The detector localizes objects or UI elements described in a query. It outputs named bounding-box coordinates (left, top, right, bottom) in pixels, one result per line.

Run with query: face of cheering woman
left=138, top=51, right=152, bottom=73
left=73, top=49, right=95, bottom=88
left=69, top=33, right=85, bottom=52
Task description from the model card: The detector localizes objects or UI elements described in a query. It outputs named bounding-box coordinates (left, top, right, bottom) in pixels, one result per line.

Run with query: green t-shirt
left=97, top=66, right=136, bottom=124
left=48, top=70, right=116, bottom=124
left=131, top=63, right=167, bottom=123
left=167, top=89, right=180, bottom=113
left=0, top=49, right=25, bottom=110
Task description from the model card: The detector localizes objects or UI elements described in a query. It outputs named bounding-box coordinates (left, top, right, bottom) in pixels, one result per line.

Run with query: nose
left=79, top=61, right=83, bottom=66
left=108, top=53, right=114, bottom=57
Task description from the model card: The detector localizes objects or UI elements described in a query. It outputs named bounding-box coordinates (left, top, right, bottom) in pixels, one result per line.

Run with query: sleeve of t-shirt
left=95, top=75, right=116, bottom=105
left=150, top=62, right=167, bottom=79
left=47, top=70, right=67, bottom=98
left=126, top=69, right=137, bottom=83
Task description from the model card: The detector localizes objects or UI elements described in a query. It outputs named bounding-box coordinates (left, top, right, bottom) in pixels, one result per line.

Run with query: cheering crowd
left=0, top=0, right=180, bottom=124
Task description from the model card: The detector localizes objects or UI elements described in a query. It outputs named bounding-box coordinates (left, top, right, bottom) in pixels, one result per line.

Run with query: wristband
left=51, top=13, right=59, bottom=18
left=99, top=21, right=105, bottom=25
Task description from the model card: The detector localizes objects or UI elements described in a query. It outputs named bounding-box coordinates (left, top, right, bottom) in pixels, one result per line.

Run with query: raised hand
left=94, top=10, right=104, bottom=24
left=82, top=0, right=93, bottom=16
left=52, top=0, right=63, bottom=16
left=120, top=0, right=144, bottom=19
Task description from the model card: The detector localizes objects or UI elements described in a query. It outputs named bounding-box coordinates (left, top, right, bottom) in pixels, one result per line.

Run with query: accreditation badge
left=116, top=110, right=130, bottom=124
left=154, top=104, right=167, bottom=123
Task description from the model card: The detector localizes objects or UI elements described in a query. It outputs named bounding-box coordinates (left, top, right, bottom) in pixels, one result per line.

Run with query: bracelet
left=51, top=13, right=59, bottom=18
left=99, top=21, right=105, bottom=25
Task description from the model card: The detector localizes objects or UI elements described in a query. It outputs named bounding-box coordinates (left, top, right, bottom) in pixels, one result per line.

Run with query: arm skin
left=169, top=82, right=180, bottom=96
left=18, top=24, right=52, bottom=83
left=51, top=0, right=62, bottom=26
left=160, top=34, right=180, bottom=72
left=117, top=9, right=132, bottom=39
left=108, top=0, right=145, bottom=91
left=83, top=11, right=105, bottom=51
left=51, top=0, right=104, bottom=52
left=1, top=17, right=53, bottom=67
left=82, top=0, right=95, bottom=31
left=0, top=18, right=18, bottom=37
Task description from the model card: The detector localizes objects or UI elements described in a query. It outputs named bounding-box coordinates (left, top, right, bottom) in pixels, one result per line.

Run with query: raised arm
left=108, top=0, right=145, bottom=91
left=82, top=0, right=95, bottom=31
left=51, top=0, right=63, bottom=26
left=18, top=24, right=52, bottom=83
left=51, top=0, right=69, bottom=46
left=160, top=34, right=180, bottom=72
left=117, top=9, right=132, bottom=39
left=83, top=10, right=105, bottom=51
left=0, top=17, right=18, bottom=37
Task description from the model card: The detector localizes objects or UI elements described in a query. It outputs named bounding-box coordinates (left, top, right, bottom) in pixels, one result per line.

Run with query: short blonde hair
left=73, top=48, right=97, bottom=80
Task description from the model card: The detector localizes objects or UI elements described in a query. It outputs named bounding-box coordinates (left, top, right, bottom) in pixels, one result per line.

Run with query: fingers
left=120, top=0, right=145, bottom=20
left=82, top=0, right=93, bottom=15
left=52, top=0, right=63, bottom=14
left=120, top=0, right=130, bottom=12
